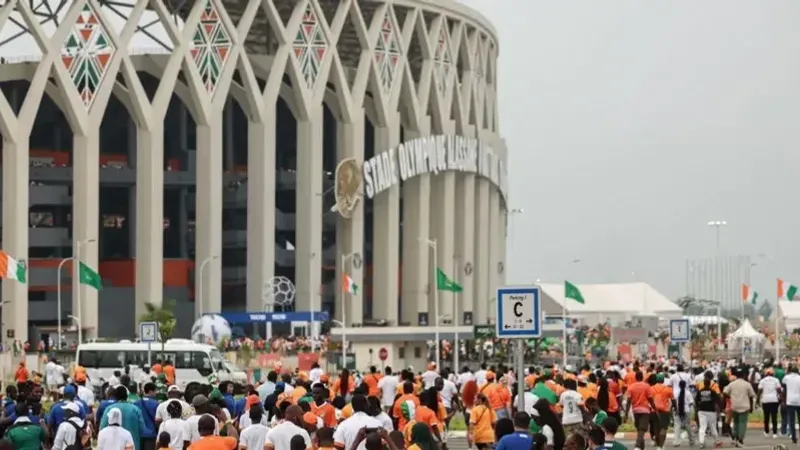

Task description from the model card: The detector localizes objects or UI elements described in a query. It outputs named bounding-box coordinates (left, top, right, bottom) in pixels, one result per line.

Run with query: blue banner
left=209, top=311, right=330, bottom=323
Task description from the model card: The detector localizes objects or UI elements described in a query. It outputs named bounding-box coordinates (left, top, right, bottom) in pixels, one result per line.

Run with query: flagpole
left=341, top=253, right=347, bottom=368
left=432, top=239, right=440, bottom=370
left=777, top=278, right=781, bottom=362
left=562, top=293, right=567, bottom=368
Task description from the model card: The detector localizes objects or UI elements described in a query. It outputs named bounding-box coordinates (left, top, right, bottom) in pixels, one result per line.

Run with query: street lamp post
left=419, top=238, right=439, bottom=369
left=708, top=221, right=726, bottom=341
left=70, top=238, right=95, bottom=345
left=197, top=255, right=220, bottom=317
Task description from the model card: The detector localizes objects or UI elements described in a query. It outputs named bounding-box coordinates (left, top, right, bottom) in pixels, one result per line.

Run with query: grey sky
left=460, top=0, right=800, bottom=302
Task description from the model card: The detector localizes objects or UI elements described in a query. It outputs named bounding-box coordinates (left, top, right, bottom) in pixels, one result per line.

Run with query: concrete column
left=371, top=113, right=400, bottom=324
left=134, top=125, right=165, bottom=318
left=454, top=170, right=475, bottom=324
left=429, top=135, right=456, bottom=323
left=194, top=120, right=223, bottom=317
left=473, top=177, right=490, bottom=325
left=498, top=204, right=507, bottom=287
left=487, top=187, right=501, bottom=323
left=224, top=99, right=235, bottom=171
left=401, top=119, right=431, bottom=326
left=1, top=138, right=29, bottom=343
left=178, top=189, right=188, bottom=258
left=73, top=133, right=100, bottom=338
left=295, top=105, right=323, bottom=315
left=245, top=118, right=276, bottom=314
left=128, top=187, right=136, bottom=257
left=336, top=111, right=364, bottom=325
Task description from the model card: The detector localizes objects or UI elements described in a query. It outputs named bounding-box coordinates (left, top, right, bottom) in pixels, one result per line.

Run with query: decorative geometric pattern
left=374, top=9, right=401, bottom=95
left=190, top=0, right=232, bottom=95
left=292, top=3, right=329, bottom=90
left=60, top=3, right=116, bottom=110
left=433, top=23, right=452, bottom=96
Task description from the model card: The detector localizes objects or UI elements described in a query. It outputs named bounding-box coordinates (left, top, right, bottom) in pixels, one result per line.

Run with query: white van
left=76, top=339, right=249, bottom=391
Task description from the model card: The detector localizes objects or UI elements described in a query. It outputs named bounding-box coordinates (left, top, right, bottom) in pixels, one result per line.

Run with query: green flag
left=565, top=280, right=584, bottom=304
left=436, top=267, right=462, bottom=292
left=78, top=262, right=102, bottom=290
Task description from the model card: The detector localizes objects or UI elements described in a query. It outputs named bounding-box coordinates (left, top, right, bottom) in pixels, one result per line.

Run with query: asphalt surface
left=445, top=432, right=786, bottom=449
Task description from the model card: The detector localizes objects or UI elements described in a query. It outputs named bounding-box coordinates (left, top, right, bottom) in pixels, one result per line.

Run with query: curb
left=449, top=423, right=783, bottom=440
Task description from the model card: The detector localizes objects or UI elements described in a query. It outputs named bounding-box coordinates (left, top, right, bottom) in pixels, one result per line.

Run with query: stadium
left=0, top=0, right=508, bottom=355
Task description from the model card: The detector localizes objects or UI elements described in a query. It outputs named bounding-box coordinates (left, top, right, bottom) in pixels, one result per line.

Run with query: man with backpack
left=52, top=402, right=91, bottom=450
left=4, top=403, right=46, bottom=450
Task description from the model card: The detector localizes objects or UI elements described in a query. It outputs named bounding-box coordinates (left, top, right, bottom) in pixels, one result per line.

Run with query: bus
left=76, top=339, right=249, bottom=391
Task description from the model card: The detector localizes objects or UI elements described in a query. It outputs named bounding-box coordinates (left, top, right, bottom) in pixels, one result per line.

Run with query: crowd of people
left=0, top=356, right=799, bottom=450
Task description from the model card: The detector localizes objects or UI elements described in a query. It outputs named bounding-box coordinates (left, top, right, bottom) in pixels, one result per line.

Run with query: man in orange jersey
left=362, top=366, right=382, bottom=398
left=650, top=373, right=672, bottom=449
left=624, top=371, right=656, bottom=450
left=393, top=381, right=420, bottom=431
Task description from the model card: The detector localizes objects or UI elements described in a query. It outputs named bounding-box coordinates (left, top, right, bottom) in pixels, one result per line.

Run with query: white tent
left=726, top=319, right=764, bottom=343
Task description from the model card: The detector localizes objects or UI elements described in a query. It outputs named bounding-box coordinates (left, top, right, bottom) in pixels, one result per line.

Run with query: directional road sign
left=140, top=322, right=159, bottom=343
left=669, top=319, right=691, bottom=343
left=496, top=286, right=542, bottom=338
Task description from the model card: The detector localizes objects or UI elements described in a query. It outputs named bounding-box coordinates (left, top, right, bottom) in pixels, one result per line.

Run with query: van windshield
left=209, top=349, right=226, bottom=371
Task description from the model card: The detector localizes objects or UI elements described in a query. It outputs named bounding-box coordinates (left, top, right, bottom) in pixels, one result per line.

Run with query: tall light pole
left=197, top=254, right=220, bottom=317
left=419, top=238, right=439, bottom=369
left=71, top=238, right=95, bottom=344
left=708, top=221, right=726, bottom=340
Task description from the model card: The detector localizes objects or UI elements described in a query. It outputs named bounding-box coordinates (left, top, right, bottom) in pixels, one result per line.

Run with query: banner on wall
left=257, top=353, right=281, bottom=369
left=297, top=353, right=319, bottom=371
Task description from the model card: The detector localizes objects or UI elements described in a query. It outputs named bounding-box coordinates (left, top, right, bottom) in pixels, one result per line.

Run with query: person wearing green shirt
left=586, top=397, right=608, bottom=426
left=600, top=416, right=627, bottom=450
left=774, top=366, right=785, bottom=382
left=5, top=403, right=46, bottom=450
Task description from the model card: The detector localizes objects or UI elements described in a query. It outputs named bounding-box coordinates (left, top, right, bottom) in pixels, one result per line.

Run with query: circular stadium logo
left=464, top=262, right=473, bottom=276
left=352, top=253, right=363, bottom=269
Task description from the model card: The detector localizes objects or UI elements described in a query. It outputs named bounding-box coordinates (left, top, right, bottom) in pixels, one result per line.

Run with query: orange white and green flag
left=741, top=283, right=758, bottom=304
left=778, top=278, right=798, bottom=301
left=0, top=251, right=26, bottom=283
left=343, top=273, right=359, bottom=295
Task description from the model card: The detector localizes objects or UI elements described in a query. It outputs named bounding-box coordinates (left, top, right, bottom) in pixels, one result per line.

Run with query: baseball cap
left=275, top=381, right=286, bottom=390
left=167, top=385, right=181, bottom=393
left=62, top=402, right=81, bottom=414
left=63, top=385, right=77, bottom=396
left=191, top=394, right=209, bottom=407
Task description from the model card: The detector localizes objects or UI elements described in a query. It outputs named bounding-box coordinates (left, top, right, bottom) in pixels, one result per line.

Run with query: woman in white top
left=97, top=409, right=135, bottom=450
left=157, top=400, right=186, bottom=450
left=672, top=380, right=696, bottom=447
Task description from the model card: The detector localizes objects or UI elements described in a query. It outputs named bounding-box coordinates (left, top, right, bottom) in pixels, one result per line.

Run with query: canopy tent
left=726, top=319, right=764, bottom=343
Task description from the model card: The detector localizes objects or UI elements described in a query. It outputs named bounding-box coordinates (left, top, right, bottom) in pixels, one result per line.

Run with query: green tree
left=139, top=300, right=177, bottom=353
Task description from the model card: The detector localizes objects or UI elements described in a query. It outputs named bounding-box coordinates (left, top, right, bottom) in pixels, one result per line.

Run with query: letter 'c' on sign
left=513, top=302, right=523, bottom=317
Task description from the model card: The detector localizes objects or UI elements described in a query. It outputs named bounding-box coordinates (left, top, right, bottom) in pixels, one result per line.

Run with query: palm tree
left=139, top=300, right=177, bottom=353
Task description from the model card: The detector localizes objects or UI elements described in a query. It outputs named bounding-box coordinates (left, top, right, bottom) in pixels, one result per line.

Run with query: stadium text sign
left=363, top=135, right=507, bottom=200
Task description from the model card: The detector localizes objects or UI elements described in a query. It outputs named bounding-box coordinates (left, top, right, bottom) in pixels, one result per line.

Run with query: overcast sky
left=459, top=0, right=800, bottom=302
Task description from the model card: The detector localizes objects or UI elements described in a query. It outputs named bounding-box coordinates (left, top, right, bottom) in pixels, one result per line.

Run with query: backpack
left=64, top=421, right=91, bottom=450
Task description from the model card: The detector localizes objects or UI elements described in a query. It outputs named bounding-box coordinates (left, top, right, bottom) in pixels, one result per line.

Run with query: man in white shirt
left=421, top=364, right=439, bottom=390
left=156, top=386, right=193, bottom=424
left=559, top=379, right=584, bottom=432
left=333, top=394, right=383, bottom=450
left=45, top=359, right=59, bottom=398
left=759, top=368, right=782, bottom=438
left=239, top=405, right=269, bottom=449
left=782, top=366, right=800, bottom=444
left=52, top=402, right=87, bottom=450
left=76, top=380, right=95, bottom=408
left=265, top=405, right=312, bottom=450
left=456, top=367, right=474, bottom=389
left=474, top=364, right=488, bottom=387
left=308, top=363, right=323, bottom=383
left=377, top=367, right=399, bottom=412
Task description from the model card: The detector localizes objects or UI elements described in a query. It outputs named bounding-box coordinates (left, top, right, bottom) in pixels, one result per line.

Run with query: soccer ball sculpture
left=263, top=276, right=296, bottom=307
left=191, top=314, right=232, bottom=345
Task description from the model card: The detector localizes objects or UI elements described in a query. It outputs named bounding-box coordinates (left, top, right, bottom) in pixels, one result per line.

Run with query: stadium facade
left=0, top=0, right=507, bottom=343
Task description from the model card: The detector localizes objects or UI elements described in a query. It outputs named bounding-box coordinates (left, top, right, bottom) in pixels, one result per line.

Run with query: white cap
left=167, top=385, right=181, bottom=393
left=62, top=402, right=81, bottom=414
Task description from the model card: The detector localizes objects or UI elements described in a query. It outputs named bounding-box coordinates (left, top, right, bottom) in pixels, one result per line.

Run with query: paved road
left=446, top=432, right=784, bottom=449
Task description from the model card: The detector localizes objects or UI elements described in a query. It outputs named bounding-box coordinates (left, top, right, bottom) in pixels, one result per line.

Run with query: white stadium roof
left=0, top=0, right=177, bottom=62
left=779, top=300, right=800, bottom=319
left=537, top=282, right=683, bottom=317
